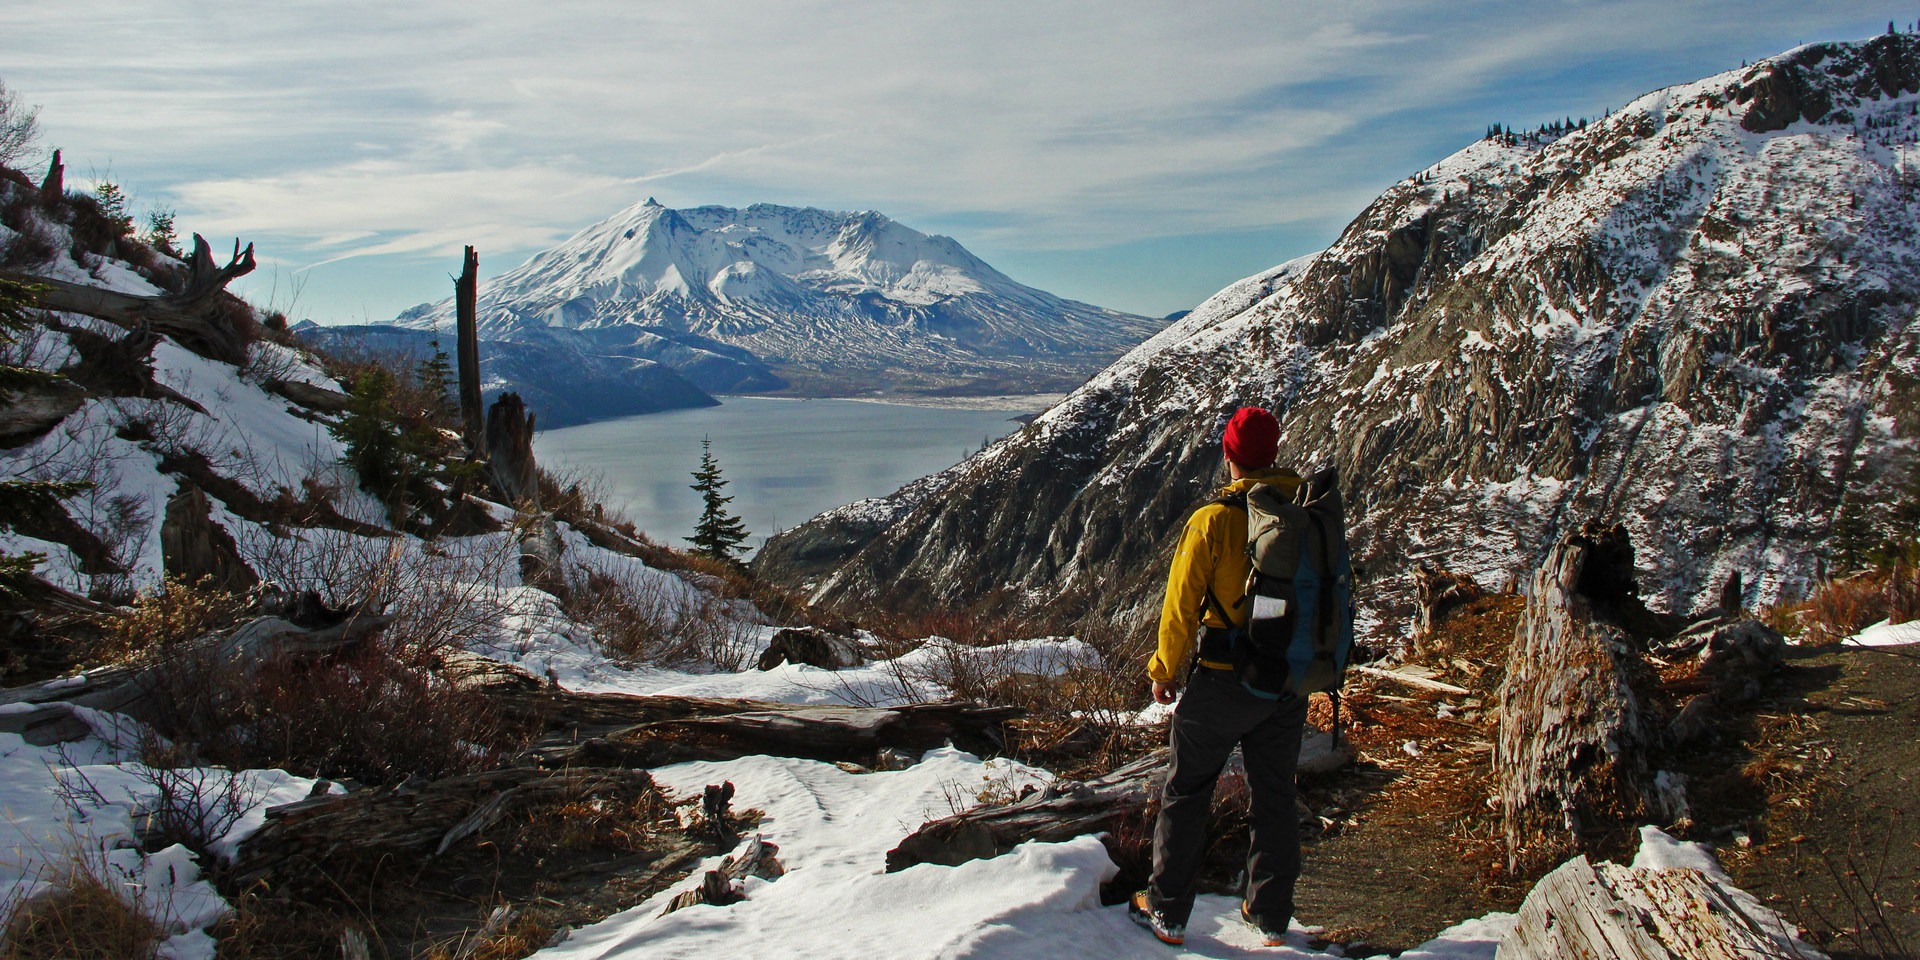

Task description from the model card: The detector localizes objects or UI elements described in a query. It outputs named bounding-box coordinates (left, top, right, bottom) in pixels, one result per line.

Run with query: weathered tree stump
left=486, top=391, right=539, bottom=508
left=1667, top=619, right=1786, bottom=745
left=1498, top=852, right=1815, bottom=959
left=40, top=149, right=62, bottom=201
left=1414, top=563, right=1482, bottom=642
left=160, top=483, right=260, bottom=593
left=1495, top=521, right=1665, bottom=872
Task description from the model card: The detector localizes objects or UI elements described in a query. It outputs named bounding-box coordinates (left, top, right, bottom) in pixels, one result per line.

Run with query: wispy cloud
left=3, top=0, right=1909, bottom=317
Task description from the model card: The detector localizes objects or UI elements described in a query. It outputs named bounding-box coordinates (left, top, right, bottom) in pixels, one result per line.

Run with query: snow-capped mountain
left=757, top=35, right=1920, bottom=629
left=392, top=201, right=1165, bottom=397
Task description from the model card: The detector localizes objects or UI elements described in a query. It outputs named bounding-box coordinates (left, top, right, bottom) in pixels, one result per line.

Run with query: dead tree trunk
left=455, top=246, right=482, bottom=455
left=159, top=482, right=260, bottom=594
left=40, top=149, right=62, bottom=201
left=1499, top=852, right=1814, bottom=959
left=1495, top=521, right=1664, bottom=873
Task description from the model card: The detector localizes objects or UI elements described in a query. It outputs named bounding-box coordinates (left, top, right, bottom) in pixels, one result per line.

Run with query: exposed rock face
left=759, top=36, right=1920, bottom=630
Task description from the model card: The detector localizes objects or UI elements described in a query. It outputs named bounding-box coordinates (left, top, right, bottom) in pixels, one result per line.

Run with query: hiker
left=1130, top=406, right=1310, bottom=948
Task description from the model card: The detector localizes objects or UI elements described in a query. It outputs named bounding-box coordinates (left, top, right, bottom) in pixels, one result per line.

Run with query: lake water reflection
left=533, top=396, right=1041, bottom=554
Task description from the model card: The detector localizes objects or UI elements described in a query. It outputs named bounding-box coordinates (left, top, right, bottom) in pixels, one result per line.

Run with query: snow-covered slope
left=392, top=201, right=1166, bottom=397
left=758, top=35, right=1920, bottom=630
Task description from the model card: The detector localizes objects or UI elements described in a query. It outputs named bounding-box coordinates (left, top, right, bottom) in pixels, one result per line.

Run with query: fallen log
left=885, top=727, right=1351, bottom=872
left=1499, top=850, right=1817, bottom=959
left=230, top=766, right=666, bottom=893
left=0, top=607, right=391, bottom=744
left=1495, top=521, right=1666, bottom=872
left=1351, top=664, right=1472, bottom=696
left=533, top=700, right=1024, bottom=769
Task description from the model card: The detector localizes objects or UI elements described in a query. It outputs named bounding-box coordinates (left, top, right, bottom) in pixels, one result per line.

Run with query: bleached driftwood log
left=1498, top=853, right=1817, bottom=960
left=885, top=728, right=1351, bottom=872
left=1495, top=521, right=1663, bottom=871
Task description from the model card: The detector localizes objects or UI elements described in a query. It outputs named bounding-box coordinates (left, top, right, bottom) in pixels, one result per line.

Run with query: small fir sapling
left=687, top=436, right=750, bottom=563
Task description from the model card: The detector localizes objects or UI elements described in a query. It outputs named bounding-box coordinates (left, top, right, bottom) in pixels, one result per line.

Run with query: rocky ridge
left=757, top=35, right=1920, bottom=631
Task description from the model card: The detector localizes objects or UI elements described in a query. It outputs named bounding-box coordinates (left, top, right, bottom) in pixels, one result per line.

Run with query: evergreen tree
left=144, top=208, right=179, bottom=258
left=92, top=182, right=134, bottom=237
left=415, top=340, right=457, bottom=422
left=686, top=437, right=749, bottom=562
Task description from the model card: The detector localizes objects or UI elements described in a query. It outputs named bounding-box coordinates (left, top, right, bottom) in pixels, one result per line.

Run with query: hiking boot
left=1241, top=901, right=1287, bottom=947
left=1129, top=890, right=1186, bottom=946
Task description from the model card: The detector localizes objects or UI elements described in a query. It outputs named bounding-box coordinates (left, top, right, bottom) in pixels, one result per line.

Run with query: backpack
left=1205, top=466, right=1357, bottom=702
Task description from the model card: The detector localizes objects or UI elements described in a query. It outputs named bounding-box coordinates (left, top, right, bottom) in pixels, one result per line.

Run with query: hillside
left=757, top=36, right=1920, bottom=633
left=3, top=42, right=1917, bottom=960
left=388, top=200, right=1167, bottom=400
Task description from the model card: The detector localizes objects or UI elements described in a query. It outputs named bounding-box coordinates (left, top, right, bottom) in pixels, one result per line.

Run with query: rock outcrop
left=760, top=35, right=1920, bottom=632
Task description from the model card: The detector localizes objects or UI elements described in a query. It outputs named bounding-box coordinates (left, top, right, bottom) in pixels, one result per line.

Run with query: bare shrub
left=94, top=574, right=252, bottom=665
left=0, top=857, right=162, bottom=960
left=1792, top=568, right=1917, bottom=645
left=140, top=635, right=524, bottom=786
left=564, top=555, right=758, bottom=670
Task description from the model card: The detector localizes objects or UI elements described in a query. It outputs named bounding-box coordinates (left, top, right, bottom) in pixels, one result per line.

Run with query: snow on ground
left=531, top=747, right=1518, bottom=960
left=1850, top=618, right=1920, bottom=647
left=0, top=713, right=333, bottom=960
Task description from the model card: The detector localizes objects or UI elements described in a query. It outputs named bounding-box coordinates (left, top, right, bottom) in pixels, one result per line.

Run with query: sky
left=3, top=1, right=1915, bottom=322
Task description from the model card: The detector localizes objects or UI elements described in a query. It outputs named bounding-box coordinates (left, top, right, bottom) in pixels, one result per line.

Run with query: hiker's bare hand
left=1153, top=680, right=1178, bottom=705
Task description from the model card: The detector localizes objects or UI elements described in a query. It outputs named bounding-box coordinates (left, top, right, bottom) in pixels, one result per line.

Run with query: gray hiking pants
left=1147, top=664, right=1310, bottom=929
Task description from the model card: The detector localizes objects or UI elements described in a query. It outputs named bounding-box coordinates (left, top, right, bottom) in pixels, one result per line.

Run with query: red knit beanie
left=1222, top=407, right=1279, bottom=468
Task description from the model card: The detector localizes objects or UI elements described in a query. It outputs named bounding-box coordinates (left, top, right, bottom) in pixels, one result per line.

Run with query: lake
left=534, top=396, right=1047, bottom=554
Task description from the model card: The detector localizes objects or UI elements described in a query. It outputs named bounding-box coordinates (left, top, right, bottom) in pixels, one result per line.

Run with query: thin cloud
left=5, top=0, right=1910, bottom=319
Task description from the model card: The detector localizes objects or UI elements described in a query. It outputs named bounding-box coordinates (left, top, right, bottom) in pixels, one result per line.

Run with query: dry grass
left=1777, top=562, right=1920, bottom=645
left=563, top=554, right=759, bottom=670
left=0, top=860, right=163, bottom=960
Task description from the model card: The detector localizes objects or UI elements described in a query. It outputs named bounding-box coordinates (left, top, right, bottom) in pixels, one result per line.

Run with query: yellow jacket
left=1148, top=468, right=1302, bottom=683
